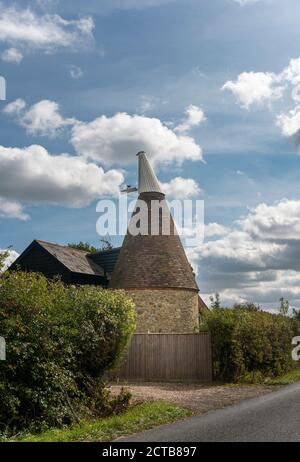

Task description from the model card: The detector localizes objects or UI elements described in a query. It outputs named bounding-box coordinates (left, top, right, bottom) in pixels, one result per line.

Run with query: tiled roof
left=36, top=240, right=105, bottom=276
left=110, top=192, right=199, bottom=291
left=198, top=295, right=209, bottom=312
left=89, top=247, right=121, bottom=276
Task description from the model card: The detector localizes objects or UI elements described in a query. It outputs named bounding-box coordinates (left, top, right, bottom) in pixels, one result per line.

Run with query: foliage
left=209, top=293, right=221, bottom=309
left=68, top=241, right=101, bottom=253
left=0, top=271, right=136, bottom=436
left=279, top=297, right=289, bottom=316
left=99, top=237, right=113, bottom=251
left=293, top=309, right=300, bottom=321
left=264, top=366, right=300, bottom=385
left=201, top=304, right=300, bottom=383
left=68, top=237, right=113, bottom=253
left=12, top=402, right=192, bottom=443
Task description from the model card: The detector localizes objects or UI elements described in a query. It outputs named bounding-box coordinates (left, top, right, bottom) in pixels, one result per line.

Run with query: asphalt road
left=121, top=382, right=300, bottom=442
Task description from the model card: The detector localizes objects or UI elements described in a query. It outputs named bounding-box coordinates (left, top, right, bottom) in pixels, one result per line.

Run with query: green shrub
left=0, top=271, right=136, bottom=435
left=201, top=305, right=300, bottom=383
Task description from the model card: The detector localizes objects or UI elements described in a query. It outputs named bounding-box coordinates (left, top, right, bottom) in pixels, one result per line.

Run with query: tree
left=68, top=237, right=113, bottom=253
left=279, top=297, right=289, bottom=316
left=210, top=292, right=221, bottom=309
left=99, top=236, right=113, bottom=251
left=293, top=309, right=300, bottom=321
left=68, top=241, right=100, bottom=253
left=0, top=271, right=136, bottom=434
left=233, top=302, right=260, bottom=312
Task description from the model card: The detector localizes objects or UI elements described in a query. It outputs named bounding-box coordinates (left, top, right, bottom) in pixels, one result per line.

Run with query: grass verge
left=265, top=367, right=300, bottom=386
left=14, top=402, right=192, bottom=442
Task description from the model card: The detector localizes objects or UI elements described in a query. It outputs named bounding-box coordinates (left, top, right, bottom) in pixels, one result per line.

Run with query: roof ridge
left=37, top=241, right=121, bottom=257
left=36, top=240, right=90, bottom=255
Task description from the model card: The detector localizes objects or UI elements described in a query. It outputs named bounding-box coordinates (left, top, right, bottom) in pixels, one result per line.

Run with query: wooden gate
left=114, top=333, right=212, bottom=382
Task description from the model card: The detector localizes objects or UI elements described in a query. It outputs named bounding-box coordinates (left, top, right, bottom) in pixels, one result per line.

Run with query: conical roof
left=137, top=151, right=163, bottom=194
left=110, top=153, right=199, bottom=291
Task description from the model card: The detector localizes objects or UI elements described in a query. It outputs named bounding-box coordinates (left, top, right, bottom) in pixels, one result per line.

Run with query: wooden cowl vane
left=110, top=151, right=200, bottom=333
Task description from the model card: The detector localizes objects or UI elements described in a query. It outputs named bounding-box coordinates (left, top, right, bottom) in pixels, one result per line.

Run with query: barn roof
left=89, top=247, right=121, bottom=277
left=35, top=240, right=105, bottom=276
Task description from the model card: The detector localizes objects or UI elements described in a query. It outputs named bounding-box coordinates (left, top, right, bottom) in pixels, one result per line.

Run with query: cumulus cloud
left=0, top=145, right=124, bottom=215
left=222, top=72, right=283, bottom=109
left=4, top=99, right=77, bottom=137
left=0, top=6, right=94, bottom=58
left=0, top=248, right=19, bottom=271
left=3, top=98, right=26, bottom=115
left=0, top=197, right=29, bottom=220
left=205, top=223, right=230, bottom=238
left=223, top=57, right=300, bottom=150
left=191, top=199, right=300, bottom=308
left=277, top=107, right=300, bottom=139
left=4, top=100, right=204, bottom=165
left=281, top=57, right=300, bottom=87
left=161, top=177, right=202, bottom=199
left=71, top=112, right=203, bottom=167
left=1, top=47, right=23, bottom=63
left=175, top=105, right=206, bottom=133
left=241, top=199, right=300, bottom=240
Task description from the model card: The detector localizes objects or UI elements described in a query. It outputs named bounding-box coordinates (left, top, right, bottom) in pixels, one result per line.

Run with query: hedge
left=0, top=271, right=136, bottom=435
left=201, top=305, right=300, bottom=383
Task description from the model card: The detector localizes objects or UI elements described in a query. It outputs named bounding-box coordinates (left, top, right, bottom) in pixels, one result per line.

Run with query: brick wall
left=126, top=288, right=199, bottom=333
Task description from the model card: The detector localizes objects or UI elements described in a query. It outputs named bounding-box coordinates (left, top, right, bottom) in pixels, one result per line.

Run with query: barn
left=10, top=240, right=120, bottom=287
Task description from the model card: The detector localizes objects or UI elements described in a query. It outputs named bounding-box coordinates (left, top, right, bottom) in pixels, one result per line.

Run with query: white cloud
left=0, top=6, right=94, bottom=57
left=4, top=99, right=77, bottom=137
left=161, top=177, right=202, bottom=199
left=190, top=199, right=300, bottom=308
left=0, top=249, right=19, bottom=271
left=69, top=65, right=83, bottom=79
left=1, top=47, right=23, bottom=63
left=71, top=112, right=203, bottom=167
left=0, top=145, right=124, bottom=215
left=205, top=223, right=230, bottom=237
left=277, top=106, right=300, bottom=139
left=0, top=197, right=29, bottom=220
left=241, top=199, right=300, bottom=240
left=222, top=72, right=283, bottom=109
left=175, top=105, right=206, bottom=133
left=281, top=57, right=300, bottom=87
left=222, top=56, right=300, bottom=150
left=4, top=98, right=26, bottom=115
left=4, top=100, right=204, bottom=166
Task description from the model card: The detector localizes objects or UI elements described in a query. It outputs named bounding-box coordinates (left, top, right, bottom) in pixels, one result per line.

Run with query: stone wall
left=126, top=288, right=199, bottom=333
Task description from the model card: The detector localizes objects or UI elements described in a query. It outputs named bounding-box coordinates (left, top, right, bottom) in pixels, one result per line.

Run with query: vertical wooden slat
left=116, top=333, right=212, bottom=382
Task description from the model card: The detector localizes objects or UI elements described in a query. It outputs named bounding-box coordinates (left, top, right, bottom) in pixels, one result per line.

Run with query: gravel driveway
left=111, top=382, right=277, bottom=414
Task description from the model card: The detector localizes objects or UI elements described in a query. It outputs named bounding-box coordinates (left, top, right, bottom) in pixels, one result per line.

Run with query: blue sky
left=2, top=0, right=300, bottom=308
